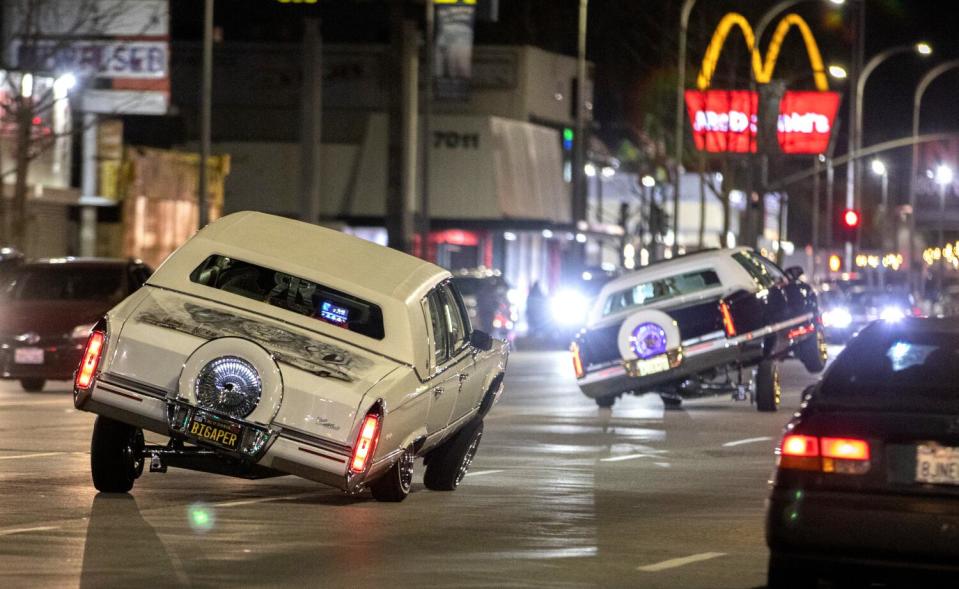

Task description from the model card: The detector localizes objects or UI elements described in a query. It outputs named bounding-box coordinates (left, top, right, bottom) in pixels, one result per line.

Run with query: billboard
left=686, top=12, right=840, bottom=155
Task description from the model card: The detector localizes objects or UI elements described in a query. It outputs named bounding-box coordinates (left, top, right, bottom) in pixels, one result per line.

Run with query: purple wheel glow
left=630, top=322, right=667, bottom=359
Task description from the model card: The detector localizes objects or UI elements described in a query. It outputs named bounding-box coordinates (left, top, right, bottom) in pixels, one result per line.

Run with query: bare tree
left=0, top=0, right=164, bottom=249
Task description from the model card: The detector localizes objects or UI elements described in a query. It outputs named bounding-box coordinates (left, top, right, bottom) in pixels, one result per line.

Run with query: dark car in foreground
left=767, top=318, right=959, bottom=587
left=0, top=258, right=151, bottom=391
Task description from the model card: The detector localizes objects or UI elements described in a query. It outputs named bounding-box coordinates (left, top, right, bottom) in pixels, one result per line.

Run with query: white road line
left=722, top=436, right=773, bottom=448
left=214, top=491, right=324, bottom=508
left=637, top=552, right=726, bottom=572
left=654, top=462, right=671, bottom=468
left=0, top=526, right=60, bottom=537
left=0, top=399, right=71, bottom=408
left=464, top=469, right=503, bottom=477
left=600, top=453, right=656, bottom=463
left=0, top=452, right=68, bottom=461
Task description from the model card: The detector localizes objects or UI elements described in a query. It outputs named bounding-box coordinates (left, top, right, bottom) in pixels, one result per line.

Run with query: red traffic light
left=842, top=209, right=860, bottom=228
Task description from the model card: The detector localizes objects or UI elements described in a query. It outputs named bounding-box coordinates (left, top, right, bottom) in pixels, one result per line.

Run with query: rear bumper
left=766, top=487, right=959, bottom=568
left=577, top=338, right=744, bottom=398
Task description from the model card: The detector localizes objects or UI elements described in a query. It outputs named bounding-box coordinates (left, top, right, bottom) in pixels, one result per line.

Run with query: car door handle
left=459, top=373, right=469, bottom=383
left=433, top=387, right=444, bottom=398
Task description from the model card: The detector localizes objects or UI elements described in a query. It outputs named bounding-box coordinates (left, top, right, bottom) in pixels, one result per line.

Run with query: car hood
left=0, top=300, right=111, bottom=337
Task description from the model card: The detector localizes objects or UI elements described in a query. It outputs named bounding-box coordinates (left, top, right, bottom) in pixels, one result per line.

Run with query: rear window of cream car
left=601, top=269, right=721, bottom=317
left=190, top=254, right=385, bottom=340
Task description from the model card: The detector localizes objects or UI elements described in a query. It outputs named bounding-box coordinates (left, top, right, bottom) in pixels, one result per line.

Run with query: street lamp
left=848, top=41, right=932, bottom=269
left=936, top=164, right=954, bottom=296
left=908, top=59, right=959, bottom=288
left=827, top=64, right=848, bottom=80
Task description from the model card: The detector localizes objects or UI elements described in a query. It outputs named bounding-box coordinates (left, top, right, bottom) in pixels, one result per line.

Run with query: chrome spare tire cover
left=195, top=356, right=262, bottom=419
left=616, top=309, right=681, bottom=361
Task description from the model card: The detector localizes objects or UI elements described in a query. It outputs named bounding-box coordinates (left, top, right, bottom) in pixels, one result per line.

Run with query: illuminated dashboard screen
left=320, top=301, right=349, bottom=324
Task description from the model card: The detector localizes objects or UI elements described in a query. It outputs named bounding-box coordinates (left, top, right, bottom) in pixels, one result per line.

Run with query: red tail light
left=778, top=434, right=871, bottom=474
left=570, top=343, right=585, bottom=379
left=719, top=301, right=736, bottom=337
left=350, top=412, right=382, bottom=474
left=75, top=331, right=106, bottom=390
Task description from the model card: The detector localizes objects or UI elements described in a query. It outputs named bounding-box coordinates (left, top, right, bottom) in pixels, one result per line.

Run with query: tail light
left=779, top=433, right=871, bottom=474
left=719, top=301, right=736, bottom=337
left=75, top=330, right=106, bottom=391
left=570, top=342, right=585, bottom=379
left=349, top=409, right=382, bottom=474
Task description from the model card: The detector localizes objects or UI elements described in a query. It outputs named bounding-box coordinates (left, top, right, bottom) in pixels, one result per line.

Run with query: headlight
left=630, top=322, right=667, bottom=359
left=880, top=306, right=905, bottom=323
left=822, top=307, right=852, bottom=329
left=71, top=323, right=96, bottom=340
left=550, top=290, right=590, bottom=326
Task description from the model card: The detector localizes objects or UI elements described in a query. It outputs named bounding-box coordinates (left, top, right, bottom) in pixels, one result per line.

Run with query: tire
left=20, top=378, right=45, bottom=392
left=767, top=554, right=818, bottom=588
left=595, top=395, right=616, bottom=409
left=370, top=447, right=414, bottom=502
left=755, top=359, right=781, bottom=412
left=798, top=325, right=828, bottom=373
left=424, top=419, right=484, bottom=491
left=659, top=394, right=683, bottom=409
left=90, top=416, right=145, bottom=493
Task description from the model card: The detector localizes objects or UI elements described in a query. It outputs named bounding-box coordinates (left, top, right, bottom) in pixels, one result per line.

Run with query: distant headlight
left=507, top=288, right=521, bottom=306
left=550, top=290, right=590, bottom=326
left=880, top=306, right=906, bottom=323
left=71, top=323, right=96, bottom=340
left=822, top=307, right=852, bottom=329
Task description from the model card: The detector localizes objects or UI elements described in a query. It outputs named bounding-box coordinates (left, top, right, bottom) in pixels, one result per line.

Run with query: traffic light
left=562, top=128, right=574, bottom=152
left=840, top=208, right=860, bottom=242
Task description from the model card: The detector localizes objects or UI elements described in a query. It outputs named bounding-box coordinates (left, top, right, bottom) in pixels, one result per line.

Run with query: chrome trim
left=98, top=372, right=171, bottom=401
left=279, top=426, right=352, bottom=457
left=681, top=330, right=725, bottom=347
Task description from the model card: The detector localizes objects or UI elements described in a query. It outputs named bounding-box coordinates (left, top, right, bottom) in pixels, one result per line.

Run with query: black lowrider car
left=571, top=248, right=827, bottom=410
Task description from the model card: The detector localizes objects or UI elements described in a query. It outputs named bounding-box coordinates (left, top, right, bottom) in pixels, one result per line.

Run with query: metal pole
left=198, top=0, right=213, bottom=229
left=572, top=0, right=588, bottom=258
left=812, top=155, right=821, bottom=280
left=421, top=1, right=434, bottom=259
left=938, top=182, right=946, bottom=297
left=673, top=0, right=696, bottom=256
left=844, top=1, right=864, bottom=270
left=80, top=112, right=98, bottom=256
left=825, top=158, right=834, bottom=250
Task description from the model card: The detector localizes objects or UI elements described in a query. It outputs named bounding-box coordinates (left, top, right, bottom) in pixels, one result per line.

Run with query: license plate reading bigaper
left=14, top=347, right=44, bottom=365
left=916, top=444, right=959, bottom=485
left=188, top=413, right=242, bottom=451
left=635, top=355, right=670, bottom=377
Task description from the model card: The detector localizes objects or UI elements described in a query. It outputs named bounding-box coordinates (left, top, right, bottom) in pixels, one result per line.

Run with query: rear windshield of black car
left=0, top=267, right=125, bottom=301
left=821, top=327, right=959, bottom=401
left=602, top=270, right=721, bottom=316
left=190, top=255, right=385, bottom=340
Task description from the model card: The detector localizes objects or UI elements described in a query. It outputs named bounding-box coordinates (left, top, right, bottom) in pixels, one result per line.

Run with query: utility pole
left=420, top=0, right=434, bottom=258
left=299, top=18, right=323, bottom=225
left=198, top=0, right=213, bottom=229
left=386, top=1, right=417, bottom=254
left=571, top=0, right=588, bottom=267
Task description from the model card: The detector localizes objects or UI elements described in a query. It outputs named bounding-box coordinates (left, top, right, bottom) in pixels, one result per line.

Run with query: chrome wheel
left=398, top=448, right=414, bottom=494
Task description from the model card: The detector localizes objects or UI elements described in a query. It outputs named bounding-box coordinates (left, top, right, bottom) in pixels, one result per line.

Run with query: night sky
left=169, top=0, right=959, bottom=245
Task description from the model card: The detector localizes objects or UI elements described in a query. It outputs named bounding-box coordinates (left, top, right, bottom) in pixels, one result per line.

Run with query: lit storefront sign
left=685, top=12, right=840, bottom=155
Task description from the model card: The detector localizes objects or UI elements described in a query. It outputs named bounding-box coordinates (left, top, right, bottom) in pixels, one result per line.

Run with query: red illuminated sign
left=684, top=90, right=758, bottom=154
left=685, top=90, right=840, bottom=155
left=777, top=91, right=841, bottom=154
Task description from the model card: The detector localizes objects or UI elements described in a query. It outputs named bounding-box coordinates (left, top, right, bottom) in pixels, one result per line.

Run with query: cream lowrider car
left=73, top=212, right=508, bottom=502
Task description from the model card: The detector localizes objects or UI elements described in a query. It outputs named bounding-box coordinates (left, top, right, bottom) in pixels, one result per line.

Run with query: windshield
left=602, top=269, right=721, bottom=317
left=0, top=267, right=125, bottom=302
left=822, top=326, right=959, bottom=401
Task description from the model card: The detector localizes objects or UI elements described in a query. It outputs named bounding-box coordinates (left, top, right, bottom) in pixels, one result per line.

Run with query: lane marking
left=722, top=436, right=772, bottom=448
left=637, top=552, right=726, bottom=572
left=464, top=469, right=503, bottom=477
left=654, top=462, right=671, bottom=468
left=600, top=453, right=656, bottom=463
left=214, top=491, right=324, bottom=508
left=0, top=399, right=72, bottom=408
left=0, top=526, right=60, bottom=537
left=0, top=452, right=68, bottom=461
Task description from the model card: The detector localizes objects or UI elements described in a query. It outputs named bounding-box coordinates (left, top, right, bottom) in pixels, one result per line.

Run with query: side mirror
left=469, top=330, right=494, bottom=352
left=785, top=266, right=804, bottom=281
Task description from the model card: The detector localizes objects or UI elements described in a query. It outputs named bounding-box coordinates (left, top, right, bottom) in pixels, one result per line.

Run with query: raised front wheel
left=424, top=419, right=484, bottom=491
left=90, top=416, right=144, bottom=493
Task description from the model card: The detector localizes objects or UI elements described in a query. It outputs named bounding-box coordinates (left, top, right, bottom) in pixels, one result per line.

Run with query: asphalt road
left=0, top=350, right=834, bottom=589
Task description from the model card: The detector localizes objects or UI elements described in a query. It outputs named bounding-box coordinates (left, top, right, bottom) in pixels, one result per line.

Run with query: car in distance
left=767, top=318, right=959, bottom=586
left=571, top=248, right=826, bottom=410
left=73, top=212, right=508, bottom=502
left=0, top=258, right=152, bottom=392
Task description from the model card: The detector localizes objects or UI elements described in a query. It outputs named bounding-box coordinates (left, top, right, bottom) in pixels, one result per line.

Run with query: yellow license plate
left=188, top=413, right=242, bottom=450
left=626, top=354, right=671, bottom=377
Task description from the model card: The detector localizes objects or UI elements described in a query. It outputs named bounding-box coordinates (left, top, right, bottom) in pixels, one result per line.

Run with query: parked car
left=451, top=269, right=517, bottom=342
left=571, top=248, right=826, bottom=410
left=767, top=318, right=959, bottom=586
left=0, top=258, right=152, bottom=392
left=72, top=212, right=509, bottom=502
